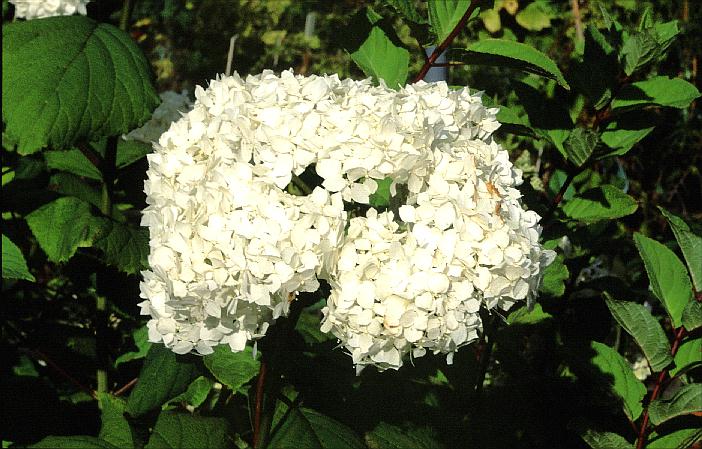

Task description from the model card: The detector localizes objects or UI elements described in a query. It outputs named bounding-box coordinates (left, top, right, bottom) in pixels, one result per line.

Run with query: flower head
left=10, top=0, right=90, bottom=19
left=139, top=70, right=554, bottom=369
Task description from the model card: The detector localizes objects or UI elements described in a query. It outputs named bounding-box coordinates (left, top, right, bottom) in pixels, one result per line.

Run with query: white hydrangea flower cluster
left=139, top=69, right=554, bottom=370
left=124, top=91, right=193, bottom=144
left=10, top=0, right=90, bottom=19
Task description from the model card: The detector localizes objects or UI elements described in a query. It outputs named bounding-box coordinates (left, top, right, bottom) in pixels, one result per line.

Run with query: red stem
left=253, top=360, right=268, bottom=449
left=26, top=349, right=96, bottom=399
left=113, top=377, right=138, bottom=397
left=413, top=0, right=481, bottom=83
left=635, top=327, right=687, bottom=449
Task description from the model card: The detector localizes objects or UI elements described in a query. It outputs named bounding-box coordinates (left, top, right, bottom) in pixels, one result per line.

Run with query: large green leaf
left=93, top=221, right=149, bottom=275
left=604, top=294, right=672, bottom=372
left=98, top=394, right=133, bottom=449
left=49, top=173, right=102, bottom=210
left=590, top=341, right=646, bottom=421
left=634, top=233, right=693, bottom=329
left=681, top=301, right=702, bottom=332
left=385, top=0, right=427, bottom=24
left=163, top=376, right=214, bottom=410
left=203, top=345, right=260, bottom=393
left=144, top=412, right=229, bottom=449
left=507, top=303, right=553, bottom=325
left=513, top=82, right=573, bottom=156
left=539, top=255, right=569, bottom=297
left=461, top=39, right=569, bottom=89
left=670, top=337, right=702, bottom=377
left=428, top=0, right=472, bottom=43
left=573, top=25, right=619, bottom=109
left=562, top=185, right=638, bottom=222
left=45, top=149, right=102, bottom=180
left=269, top=406, right=366, bottom=449
left=599, top=111, right=655, bottom=157
left=578, top=428, right=633, bottom=449
left=2, top=16, right=159, bottom=154
left=116, top=140, right=153, bottom=169
left=115, top=326, right=152, bottom=367
left=31, top=437, right=119, bottom=449
left=647, top=428, right=702, bottom=449
left=620, top=21, right=679, bottom=76
left=25, top=197, right=105, bottom=263
left=564, top=128, right=599, bottom=167
left=365, top=422, right=444, bottom=449
left=2, top=234, right=35, bottom=281
left=648, top=383, right=702, bottom=426
left=659, top=207, right=702, bottom=292
left=611, top=77, right=700, bottom=111
left=348, top=11, right=409, bottom=89
left=126, top=345, right=200, bottom=417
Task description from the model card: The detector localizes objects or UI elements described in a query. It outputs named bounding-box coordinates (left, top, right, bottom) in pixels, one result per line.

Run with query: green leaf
left=681, top=300, right=702, bottom=332
left=45, top=149, right=102, bottom=180
left=572, top=26, right=618, bottom=109
left=98, top=393, right=133, bottom=449
left=2, top=234, right=35, bottom=281
left=2, top=16, right=159, bottom=154
left=670, top=337, right=702, bottom=377
left=348, top=11, right=409, bottom=89
left=93, top=222, right=149, bottom=275
left=621, top=21, right=679, bottom=76
left=115, top=326, right=152, bottom=367
left=144, top=412, right=229, bottom=449
left=49, top=173, right=102, bottom=210
left=385, top=0, right=427, bottom=24
left=507, top=303, right=553, bottom=325
left=461, top=39, right=569, bottom=89
left=513, top=82, right=573, bottom=156
left=589, top=341, right=646, bottom=421
left=562, top=185, right=638, bottom=222
left=600, top=111, right=655, bottom=157
left=428, top=0, right=471, bottom=43
left=633, top=233, right=693, bottom=329
left=647, top=428, right=702, bottom=449
left=126, top=345, right=200, bottom=417
left=578, top=428, right=633, bottom=449
left=365, top=422, right=444, bottom=449
left=515, top=1, right=554, bottom=31
left=604, top=294, right=673, bottom=372
left=539, top=254, right=569, bottom=297
left=269, top=407, right=366, bottom=449
left=25, top=197, right=105, bottom=263
left=369, top=177, right=393, bottom=208
left=648, top=383, right=702, bottom=426
left=203, top=345, right=260, bottom=393
left=548, top=170, right=575, bottom=201
left=296, top=301, right=333, bottom=345
left=31, top=437, right=119, bottom=449
left=116, top=140, right=153, bottom=169
left=659, top=207, right=702, bottom=292
left=611, top=77, right=701, bottom=111
left=164, top=376, right=213, bottom=410
left=564, top=128, right=599, bottom=167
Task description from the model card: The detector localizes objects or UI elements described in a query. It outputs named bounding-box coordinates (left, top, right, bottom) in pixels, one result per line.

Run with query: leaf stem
left=119, top=0, right=134, bottom=32
left=253, top=360, right=268, bottom=449
left=291, top=174, right=313, bottom=195
left=635, top=326, right=687, bottom=449
left=413, top=0, right=481, bottom=83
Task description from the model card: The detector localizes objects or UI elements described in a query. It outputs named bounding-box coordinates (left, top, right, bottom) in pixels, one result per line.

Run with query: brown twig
left=253, top=360, right=268, bottom=449
left=113, top=377, right=138, bottom=397
left=23, top=348, right=97, bottom=399
left=635, top=327, right=687, bottom=449
left=76, top=141, right=104, bottom=170
left=413, top=0, right=481, bottom=83
left=571, top=0, right=584, bottom=42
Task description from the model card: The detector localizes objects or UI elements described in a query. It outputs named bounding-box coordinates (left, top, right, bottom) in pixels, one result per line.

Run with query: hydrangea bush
left=2, top=1, right=700, bottom=449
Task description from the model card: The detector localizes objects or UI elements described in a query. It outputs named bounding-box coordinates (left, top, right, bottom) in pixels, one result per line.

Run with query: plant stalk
left=413, top=0, right=481, bottom=83
left=635, top=327, right=687, bottom=449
